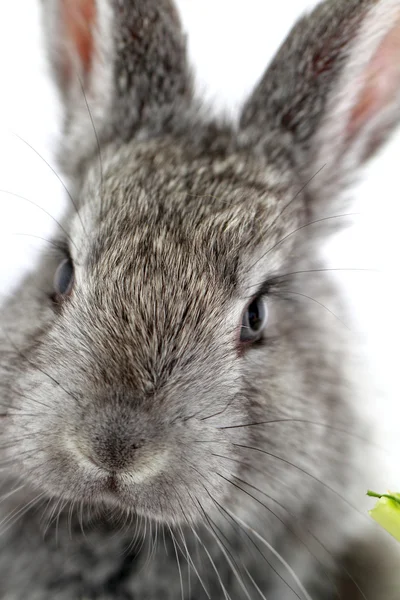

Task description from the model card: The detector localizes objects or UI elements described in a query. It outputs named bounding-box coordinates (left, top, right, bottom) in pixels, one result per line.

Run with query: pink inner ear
left=61, top=0, right=96, bottom=80
left=349, top=17, right=400, bottom=139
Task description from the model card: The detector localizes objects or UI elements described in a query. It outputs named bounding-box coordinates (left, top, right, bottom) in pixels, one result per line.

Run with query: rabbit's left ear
left=239, top=0, right=400, bottom=209
left=42, top=0, right=192, bottom=168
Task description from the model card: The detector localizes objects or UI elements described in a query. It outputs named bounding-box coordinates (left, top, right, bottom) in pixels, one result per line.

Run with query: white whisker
left=226, top=508, right=314, bottom=600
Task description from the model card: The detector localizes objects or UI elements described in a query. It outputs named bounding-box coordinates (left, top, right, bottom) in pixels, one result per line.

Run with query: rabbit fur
left=1, top=0, right=400, bottom=598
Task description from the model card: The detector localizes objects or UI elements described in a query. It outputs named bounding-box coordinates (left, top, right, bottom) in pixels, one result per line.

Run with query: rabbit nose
left=87, top=432, right=145, bottom=473
left=77, top=392, right=156, bottom=473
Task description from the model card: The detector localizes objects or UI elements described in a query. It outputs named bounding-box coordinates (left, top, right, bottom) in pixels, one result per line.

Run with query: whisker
left=171, top=485, right=211, bottom=599
left=249, top=165, right=327, bottom=272
left=246, top=267, right=379, bottom=294
left=218, top=474, right=341, bottom=598
left=0, top=434, right=39, bottom=450
left=39, top=495, right=55, bottom=535
left=227, top=508, right=314, bottom=600
left=12, top=233, right=67, bottom=253
left=0, top=483, right=26, bottom=505
left=13, top=133, right=87, bottom=239
left=169, top=526, right=185, bottom=600
left=153, top=521, right=159, bottom=565
left=232, top=442, right=368, bottom=520
left=0, top=491, right=46, bottom=533
left=305, top=535, right=368, bottom=600
left=55, top=498, right=69, bottom=545
left=218, top=473, right=334, bottom=597
left=42, top=495, right=62, bottom=539
left=217, top=417, right=384, bottom=452
left=183, top=384, right=241, bottom=423
left=0, top=448, right=49, bottom=470
left=77, top=77, right=104, bottom=222
left=127, top=513, right=144, bottom=556
left=176, top=524, right=191, bottom=598
left=10, top=387, right=54, bottom=412
left=162, top=525, right=168, bottom=556
left=243, top=566, right=268, bottom=600
left=78, top=498, right=87, bottom=540
left=190, top=523, right=232, bottom=600
left=141, top=518, right=153, bottom=571
left=274, top=289, right=351, bottom=330
left=0, top=411, right=46, bottom=419
left=123, top=510, right=136, bottom=548
left=0, top=189, right=77, bottom=250
left=210, top=490, right=304, bottom=600
left=199, top=395, right=237, bottom=422
left=148, top=520, right=159, bottom=571
left=197, top=497, right=253, bottom=600
left=135, top=515, right=148, bottom=558
left=125, top=515, right=140, bottom=556
left=213, top=454, right=366, bottom=597
left=113, top=507, right=131, bottom=539
left=185, top=489, right=232, bottom=600
left=1, top=326, right=79, bottom=406
left=254, top=213, right=359, bottom=271
left=68, top=499, right=76, bottom=540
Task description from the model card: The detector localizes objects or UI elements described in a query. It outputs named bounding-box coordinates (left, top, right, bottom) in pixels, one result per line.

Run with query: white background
left=0, top=1, right=399, bottom=484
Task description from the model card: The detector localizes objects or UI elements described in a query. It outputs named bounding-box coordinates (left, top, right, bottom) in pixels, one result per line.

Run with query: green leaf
left=368, top=491, right=400, bottom=542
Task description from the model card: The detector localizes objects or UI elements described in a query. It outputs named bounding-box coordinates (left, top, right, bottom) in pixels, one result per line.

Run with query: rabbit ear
left=42, top=0, right=115, bottom=135
left=50, top=0, right=97, bottom=89
left=42, top=0, right=191, bottom=169
left=239, top=0, right=400, bottom=213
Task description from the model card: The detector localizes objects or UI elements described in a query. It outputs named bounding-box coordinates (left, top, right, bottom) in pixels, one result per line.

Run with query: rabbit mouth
left=103, top=474, right=119, bottom=495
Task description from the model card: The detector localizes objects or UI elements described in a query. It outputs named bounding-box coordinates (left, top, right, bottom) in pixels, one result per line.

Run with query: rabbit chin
left=27, top=452, right=197, bottom=524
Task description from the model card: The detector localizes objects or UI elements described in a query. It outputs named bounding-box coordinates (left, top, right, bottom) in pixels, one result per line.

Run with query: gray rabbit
left=1, top=0, right=400, bottom=598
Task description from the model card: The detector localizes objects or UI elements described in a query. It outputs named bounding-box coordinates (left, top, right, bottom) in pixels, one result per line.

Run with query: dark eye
left=240, top=296, right=268, bottom=344
left=53, top=258, right=74, bottom=299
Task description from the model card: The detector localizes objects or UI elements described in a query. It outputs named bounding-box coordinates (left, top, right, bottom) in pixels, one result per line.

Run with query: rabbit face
left=3, top=138, right=314, bottom=525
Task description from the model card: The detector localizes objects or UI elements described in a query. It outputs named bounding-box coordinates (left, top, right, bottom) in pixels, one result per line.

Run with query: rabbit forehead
left=72, top=138, right=300, bottom=275
left=52, top=142, right=299, bottom=390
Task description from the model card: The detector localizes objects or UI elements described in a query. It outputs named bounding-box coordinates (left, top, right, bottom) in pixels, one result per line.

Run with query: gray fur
left=1, top=0, right=400, bottom=598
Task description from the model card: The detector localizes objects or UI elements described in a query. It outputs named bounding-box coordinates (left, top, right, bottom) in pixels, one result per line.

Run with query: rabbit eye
left=240, top=297, right=268, bottom=344
left=54, top=258, right=74, bottom=299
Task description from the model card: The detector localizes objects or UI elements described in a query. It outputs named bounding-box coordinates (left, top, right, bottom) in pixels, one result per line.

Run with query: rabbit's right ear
left=41, top=0, right=191, bottom=170
left=239, top=0, right=400, bottom=216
